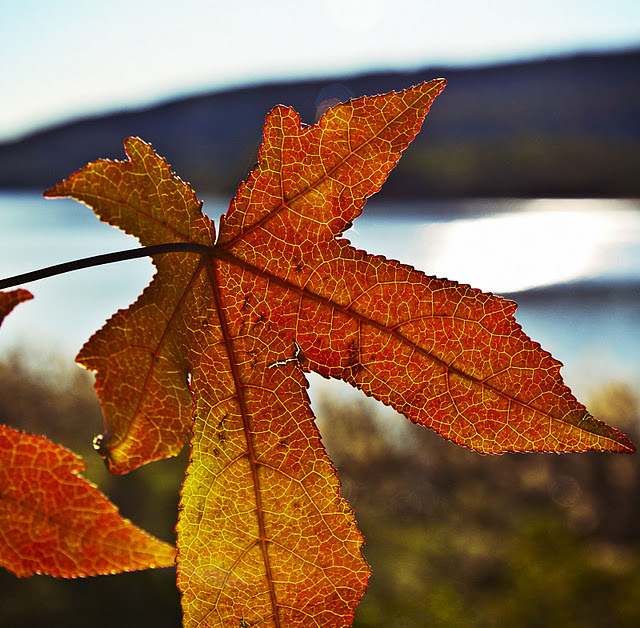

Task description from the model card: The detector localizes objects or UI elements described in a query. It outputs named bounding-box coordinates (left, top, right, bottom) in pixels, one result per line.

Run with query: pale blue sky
left=1, top=0, right=639, bottom=141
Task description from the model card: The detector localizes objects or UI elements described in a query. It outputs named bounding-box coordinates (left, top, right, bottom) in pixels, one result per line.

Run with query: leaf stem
left=0, top=243, right=214, bottom=290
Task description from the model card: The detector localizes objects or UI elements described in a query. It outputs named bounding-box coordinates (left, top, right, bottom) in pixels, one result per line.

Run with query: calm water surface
left=1, top=192, right=639, bottom=402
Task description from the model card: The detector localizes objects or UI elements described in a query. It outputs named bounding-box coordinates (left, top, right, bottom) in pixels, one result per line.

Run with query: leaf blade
left=212, top=79, right=633, bottom=455
left=288, top=243, right=635, bottom=454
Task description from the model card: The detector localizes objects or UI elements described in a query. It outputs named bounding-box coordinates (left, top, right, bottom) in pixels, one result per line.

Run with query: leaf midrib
left=60, top=187, right=207, bottom=245
left=206, top=257, right=282, bottom=628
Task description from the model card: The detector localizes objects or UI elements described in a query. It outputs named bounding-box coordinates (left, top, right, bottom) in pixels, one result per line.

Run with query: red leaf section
left=0, top=424, right=176, bottom=577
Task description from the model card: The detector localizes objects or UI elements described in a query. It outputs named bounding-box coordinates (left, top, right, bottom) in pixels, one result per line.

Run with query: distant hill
left=1, top=49, right=639, bottom=198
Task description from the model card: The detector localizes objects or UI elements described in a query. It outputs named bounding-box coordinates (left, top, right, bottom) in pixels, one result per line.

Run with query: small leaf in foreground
left=0, top=424, right=176, bottom=578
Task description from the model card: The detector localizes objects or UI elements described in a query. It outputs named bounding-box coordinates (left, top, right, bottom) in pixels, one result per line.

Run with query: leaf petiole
left=0, top=243, right=214, bottom=290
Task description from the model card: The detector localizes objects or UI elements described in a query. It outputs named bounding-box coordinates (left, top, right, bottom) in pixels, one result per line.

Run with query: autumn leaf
left=0, top=424, right=176, bottom=577
left=44, top=80, right=634, bottom=626
left=0, top=291, right=176, bottom=578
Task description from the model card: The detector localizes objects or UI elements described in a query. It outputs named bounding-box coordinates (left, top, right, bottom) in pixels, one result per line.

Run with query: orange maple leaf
left=44, top=81, right=633, bottom=626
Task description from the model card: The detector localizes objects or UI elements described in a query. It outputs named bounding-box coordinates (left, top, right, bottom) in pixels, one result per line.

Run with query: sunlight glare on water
left=417, top=199, right=640, bottom=294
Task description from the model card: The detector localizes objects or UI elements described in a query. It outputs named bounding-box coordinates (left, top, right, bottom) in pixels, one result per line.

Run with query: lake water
left=1, top=192, right=639, bottom=405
